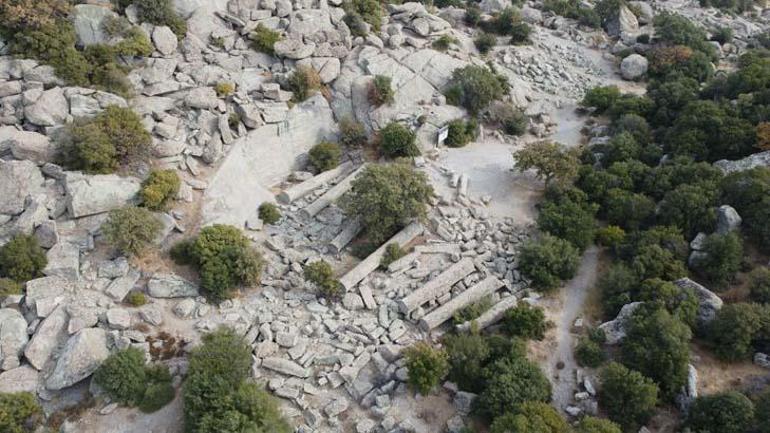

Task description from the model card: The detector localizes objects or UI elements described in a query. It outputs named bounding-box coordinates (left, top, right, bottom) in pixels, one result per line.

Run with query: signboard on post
left=437, top=126, right=449, bottom=146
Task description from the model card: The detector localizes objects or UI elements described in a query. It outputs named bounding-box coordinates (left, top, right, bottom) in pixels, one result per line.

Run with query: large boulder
left=674, top=278, right=723, bottom=325
left=605, top=4, right=638, bottom=37
left=0, top=309, right=29, bottom=371
left=46, top=328, right=110, bottom=390
left=629, top=1, right=654, bottom=24
left=43, top=242, right=81, bottom=280
left=71, top=4, right=119, bottom=46
left=598, top=302, right=643, bottom=345
left=64, top=172, right=141, bottom=218
left=0, top=126, right=56, bottom=164
left=716, top=205, right=741, bottom=234
left=274, top=39, right=316, bottom=59
left=147, top=273, right=199, bottom=298
left=714, top=150, right=770, bottom=173
left=152, top=26, right=179, bottom=56
left=24, top=306, right=69, bottom=370
left=185, top=87, right=219, bottom=109
left=24, top=87, right=69, bottom=127
left=620, top=54, right=648, bottom=80
left=0, top=160, right=45, bottom=215
left=0, top=365, right=39, bottom=393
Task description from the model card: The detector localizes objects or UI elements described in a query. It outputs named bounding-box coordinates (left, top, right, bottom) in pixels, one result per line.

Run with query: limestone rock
left=598, top=302, right=643, bottom=345
left=43, top=243, right=81, bottom=280
left=755, top=353, right=770, bottom=369
left=147, top=274, right=199, bottom=298
left=0, top=309, right=29, bottom=371
left=0, top=365, right=39, bottom=393
left=46, top=328, right=110, bottom=390
left=716, top=205, right=741, bottom=234
left=24, top=306, right=69, bottom=370
left=185, top=87, right=219, bottom=109
left=274, top=39, right=316, bottom=59
left=0, top=126, right=55, bottom=164
left=674, top=278, right=723, bottom=325
left=152, top=26, right=179, bottom=56
left=71, top=4, right=118, bottom=46
left=0, top=159, right=45, bottom=215
left=620, top=54, right=648, bottom=80
left=25, top=87, right=68, bottom=127
left=64, top=172, right=141, bottom=218
left=606, top=5, right=638, bottom=37
left=714, top=150, right=770, bottom=173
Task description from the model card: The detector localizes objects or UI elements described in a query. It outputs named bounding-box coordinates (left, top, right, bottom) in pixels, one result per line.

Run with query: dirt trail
left=547, top=246, right=600, bottom=411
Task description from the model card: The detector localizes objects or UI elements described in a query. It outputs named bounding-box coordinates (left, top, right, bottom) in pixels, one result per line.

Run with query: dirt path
left=547, top=246, right=600, bottom=411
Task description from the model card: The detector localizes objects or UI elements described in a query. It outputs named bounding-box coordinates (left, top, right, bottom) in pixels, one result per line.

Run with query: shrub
left=432, top=35, right=456, bottom=51
left=444, top=119, right=478, bottom=147
left=380, top=243, right=406, bottom=269
left=102, top=206, right=162, bottom=257
left=514, top=141, right=580, bottom=187
left=286, top=66, right=321, bottom=102
left=404, top=342, right=449, bottom=394
left=621, top=307, right=691, bottom=398
left=339, top=117, right=368, bottom=147
left=720, top=168, right=770, bottom=253
left=140, top=169, right=180, bottom=211
left=134, top=0, right=187, bottom=39
left=757, top=122, right=770, bottom=151
left=749, top=267, right=770, bottom=304
left=215, top=82, right=234, bottom=98
left=0, top=391, right=41, bottom=433
left=303, top=260, right=342, bottom=299
left=509, top=22, right=532, bottom=45
left=602, top=188, right=655, bottom=231
left=453, top=296, right=493, bottom=325
left=258, top=203, right=281, bottom=225
left=581, top=86, right=621, bottom=113
left=188, top=225, right=264, bottom=302
left=475, top=356, right=552, bottom=419
left=308, top=141, right=341, bottom=173
left=369, top=75, right=394, bottom=106
left=599, top=362, right=659, bottom=429
left=595, top=225, right=625, bottom=250
left=574, top=417, right=622, bottom=433
left=0, top=235, right=47, bottom=283
left=756, top=389, right=770, bottom=433
left=0, top=0, right=71, bottom=31
left=483, top=7, right=521, bottom=35
left=711, top=26, right=733, bottom=44
left=0, top=278, right=22, bottom=298
left=94, top=347, right=147, bottom=405
left=575, top=331, right=606, bottom=368
left=474, top=32, right=496, bottom=54
left=657, top=184, right=717, bottom=238
left=518, top=234, right=580, bottom=291
left=184, top=328, right=291, bottom=433
left=8, top=20, right=89, bottom=86
left=490, top=102, right=528, bottom=136
left=139, top=379, right=175, bottom=413
left=653, top=12, right=716, bottom=60
left=598, top=264, right=638, bottom=318
left=340, top=163, right=433, bottom=245
left=691, top=232, right=743, bottom=289
left=60, top=105, right=152, bottom=174
left=503, top=303, right=550, bottom=340
left=343, top=0, right=382, bottom=36
left=687, top=392, right=755, bottom=433
left=490, top=402, right=569, bottom=433
left=465, top=5, right=482, bottom=26
left=249, top=24, right=281, bottom=55
left=126, top=291, right=147, bottom=306
left=445, top=65, right=509, bottom=115
left=443, top=332, right=490, bottom=393
left=708, top=303, right=764, bottom=361
left=379, top=122, right=419, bottom=158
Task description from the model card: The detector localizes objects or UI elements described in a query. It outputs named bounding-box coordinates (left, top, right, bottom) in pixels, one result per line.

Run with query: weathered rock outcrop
left=0, top=309, right=29, bottom=371
left=64, top=172, right=141, bottom=218
left=46, top=328, right=110, bottom=390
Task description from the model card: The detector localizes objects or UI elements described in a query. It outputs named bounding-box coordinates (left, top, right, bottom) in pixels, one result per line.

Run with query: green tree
left=0, top=391, right=41, bottom=433
left=189, top=225, right=265, bottom=302
left=575, top=330, right=607, bottom=368
left=621, top=307, right=691, bottom=399
left=445, top=65, right=509, bottom=114
left=598, top=263, right=638, bottom=318
left=691, top=232, right=743, bottom=289
left=489, top=402, right=569, bottom=433
left=574, top=416, right=622, bottom=433
left=443, top=332, right=491, bottom=393
left=657, top=184, right=717, bottom=238
left=756, top=388, right=770, bottom=433
left=602, top=188, right=655, bottom=231
left=581, top=86, right=621, bottom=113
left=537, top=195, right=597, bottom=251
left=749, top=267, right=770, bottom=304
left=513, top=141, right=580, bottom=187
left=636, top=278, right=698, bottom=327
left=518, top=234, right=580, bottom=291
left=0, top=234, right=47, bottom=283
left=444, top=119, right=478, bottom=148
left=599, top=362, right=659, bottom=429
left=708, top=303, right=763, bottom=361
left=308, top=141, right=341, bottom=173
left=140, top=169, right=180, bottom=211
left=404, top=342, right=449, bottom=394
left=379, top=122, right=419, bottom=158
left=102, top=206, right=163, bottom=257
left=687, top=392, right=755, bottom=433
left=475, top=356, right=552, bottom=419
left=630, top=244, right=687, bottom=281
left=340, top=163, right=433, bottom=244
left=503, top=303, right=550, bottom=341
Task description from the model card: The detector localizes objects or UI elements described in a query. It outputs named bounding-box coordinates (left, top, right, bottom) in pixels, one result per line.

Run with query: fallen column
left=458, top=173, right=469, bottom=197
left=277, top=161, right=353, bottom=204
left=327, top=218, right=362, bottom=254
left=419, top=276, right=504, bottom=331
left=301, top=164, right=366, bottom=218
left=397, top=257, right=476, bottom=314
left=455, top=295, right=518, bottom=332
left=339, top=221, right=424, bottom=291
